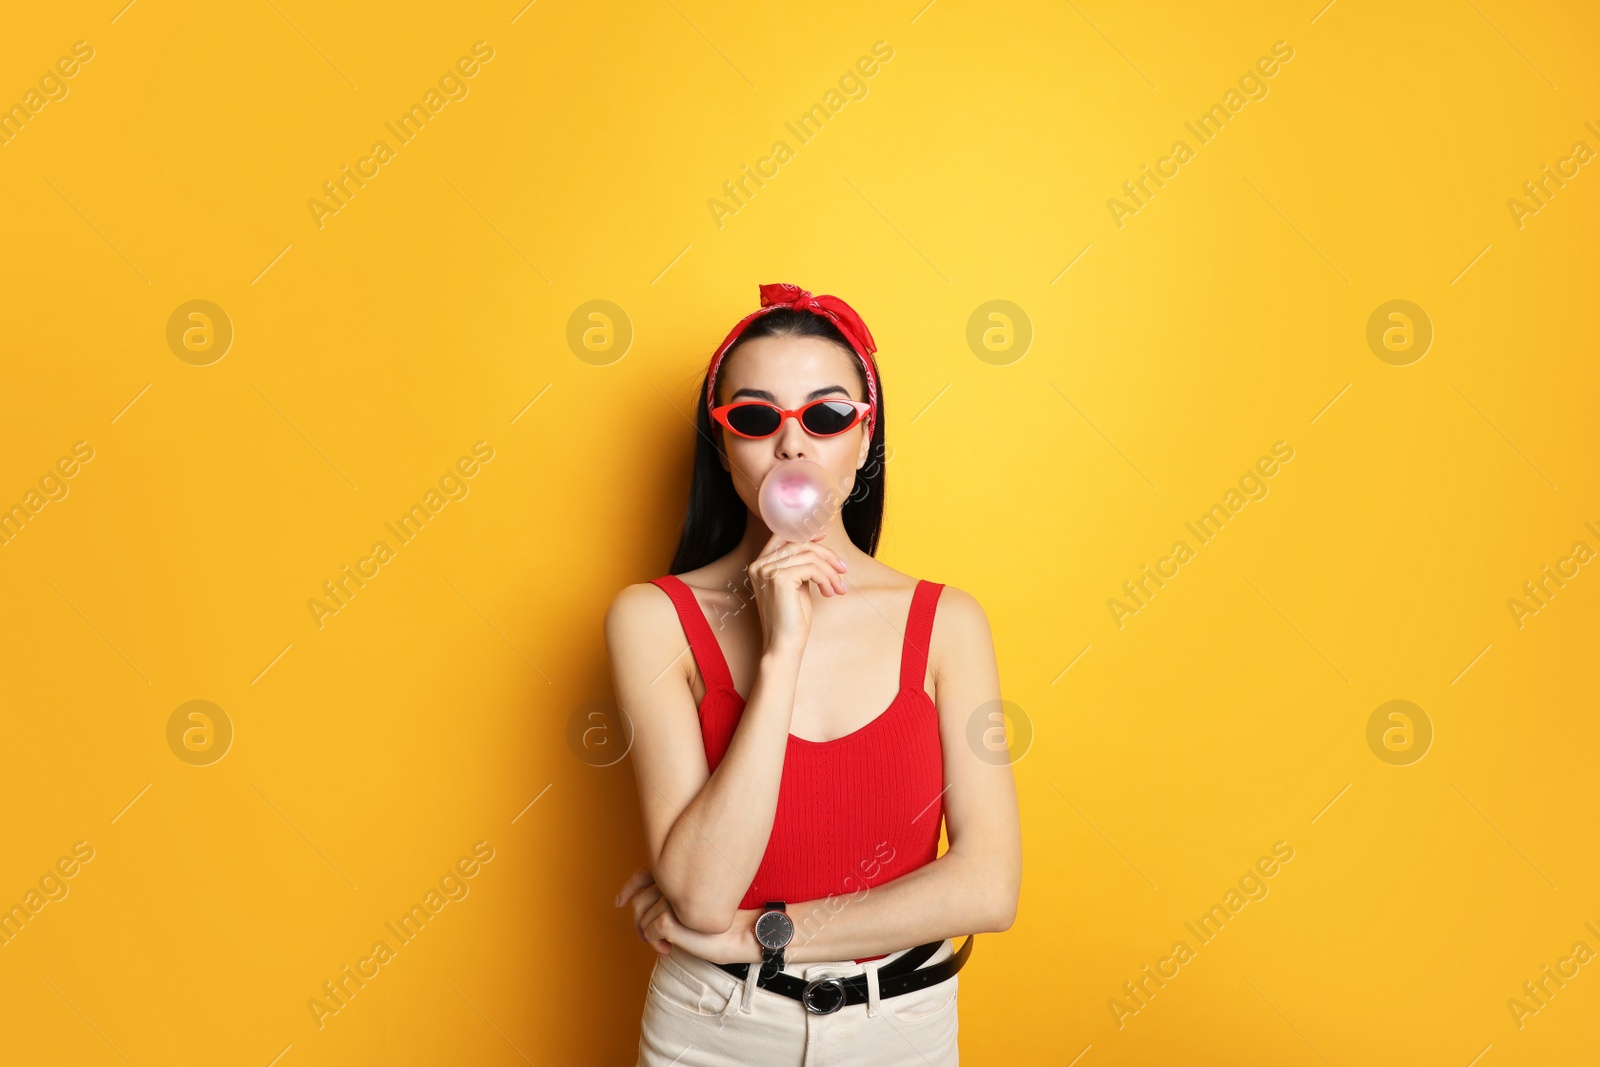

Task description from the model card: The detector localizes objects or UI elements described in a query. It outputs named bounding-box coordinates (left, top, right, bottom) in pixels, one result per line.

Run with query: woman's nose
left=775, top=415, right=809, bottom=459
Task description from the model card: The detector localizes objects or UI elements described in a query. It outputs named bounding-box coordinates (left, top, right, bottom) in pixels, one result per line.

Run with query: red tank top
left=649, top=574, right=947, bottom=964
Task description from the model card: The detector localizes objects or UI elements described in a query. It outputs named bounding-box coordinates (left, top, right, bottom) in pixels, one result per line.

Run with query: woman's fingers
left=640, top=896, right=675, bottom=951
left=754, top=538, right=845, bottom=571
left=767, top=557, right=847, bottom=595
left=759, top=554, right=828, bottom=589
left=791, top=543, right=848, bottom=574
left=643, top=905, right=674, bottom=955
left=773, top=553, right=848, bottom=594
left=613, top=865, right=655, bottom=908
left=629, top=884, right=663, bottom=937
left=751, top=543, right=848, bottom=583
left=616, top=867, right=665, bottom=948
left=640, top=894, right=671, bottom=934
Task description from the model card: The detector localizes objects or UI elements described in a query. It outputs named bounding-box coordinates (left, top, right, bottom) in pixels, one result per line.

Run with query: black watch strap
left=759, top=900, right=790, bottom=976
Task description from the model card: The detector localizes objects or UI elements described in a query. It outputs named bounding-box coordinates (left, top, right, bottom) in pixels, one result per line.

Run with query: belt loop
left=719, top=972, right=744, bottom=1018
left=865, top=963, right=882, bottom=1017
left=740, top=961, right=761, bottom=1013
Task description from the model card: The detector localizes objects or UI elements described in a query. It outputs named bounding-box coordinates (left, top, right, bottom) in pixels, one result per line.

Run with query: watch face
left=754, top=910, right=794, bottom=949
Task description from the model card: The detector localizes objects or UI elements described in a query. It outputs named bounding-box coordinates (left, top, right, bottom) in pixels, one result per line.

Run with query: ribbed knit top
left=649, top=574, right=948, bottom=964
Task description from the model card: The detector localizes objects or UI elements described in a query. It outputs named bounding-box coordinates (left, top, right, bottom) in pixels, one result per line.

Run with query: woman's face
left=714, top=333, right=873, bottom=515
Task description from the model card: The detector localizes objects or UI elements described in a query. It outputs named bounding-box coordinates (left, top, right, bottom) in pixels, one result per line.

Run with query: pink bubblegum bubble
left=758, top=459, right=842, bottom=542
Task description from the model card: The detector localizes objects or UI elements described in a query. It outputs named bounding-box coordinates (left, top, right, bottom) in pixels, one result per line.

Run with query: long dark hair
left=667, top=307, right=887, bottom=575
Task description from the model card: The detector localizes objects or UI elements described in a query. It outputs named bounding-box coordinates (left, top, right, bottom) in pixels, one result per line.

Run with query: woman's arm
left=721, top=848, right=1013, bottom=964
left=605, top=581, right=803, bottom=933
left=667, top=585, right=1023, bottom=963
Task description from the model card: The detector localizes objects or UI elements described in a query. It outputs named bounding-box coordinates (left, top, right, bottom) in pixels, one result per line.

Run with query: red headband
left=706, top=282, right=880, bottom=438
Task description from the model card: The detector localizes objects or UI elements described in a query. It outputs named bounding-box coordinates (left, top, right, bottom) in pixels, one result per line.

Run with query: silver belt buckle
left=801, top=976, right=847, bottom=1015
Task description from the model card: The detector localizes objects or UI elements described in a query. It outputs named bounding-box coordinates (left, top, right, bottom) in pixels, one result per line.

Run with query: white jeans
left=635, top=938, right=961, bottom=1066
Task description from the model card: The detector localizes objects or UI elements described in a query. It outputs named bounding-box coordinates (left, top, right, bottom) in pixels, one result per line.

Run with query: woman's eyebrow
left=730, top=384, right=851, bottom=402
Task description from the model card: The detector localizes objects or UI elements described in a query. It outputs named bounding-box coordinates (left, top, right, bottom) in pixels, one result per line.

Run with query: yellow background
left=2, top=0, right=1597, bottom=1064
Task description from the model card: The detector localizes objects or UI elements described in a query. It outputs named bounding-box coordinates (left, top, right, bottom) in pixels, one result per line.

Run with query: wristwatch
left=753, top=900, right=794, bottom=977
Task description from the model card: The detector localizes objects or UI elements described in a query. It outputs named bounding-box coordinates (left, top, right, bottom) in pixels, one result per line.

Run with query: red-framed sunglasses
left=710, top=398, right=873, bottom=440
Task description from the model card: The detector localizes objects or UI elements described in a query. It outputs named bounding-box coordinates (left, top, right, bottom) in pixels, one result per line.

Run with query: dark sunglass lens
left=726, top=404, right=781, bottom=436
left=802, top=401, right=860, bottom=435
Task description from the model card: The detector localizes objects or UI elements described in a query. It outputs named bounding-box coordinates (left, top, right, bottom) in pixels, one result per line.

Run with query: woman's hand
left=615, top=866, right=761, bottom=965
left=616, top=866, right=671, bottom=956
left=747, top=530, right=850, bottom=655
left=643, top=905, right=761, bottom=966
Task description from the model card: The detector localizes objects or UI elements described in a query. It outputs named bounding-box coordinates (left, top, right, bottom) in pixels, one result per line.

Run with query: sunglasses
left=710, top=398, right=873, bottom=439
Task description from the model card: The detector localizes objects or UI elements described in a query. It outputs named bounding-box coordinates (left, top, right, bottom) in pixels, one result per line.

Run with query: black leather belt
left=715, top=934, right=974, bottom=1015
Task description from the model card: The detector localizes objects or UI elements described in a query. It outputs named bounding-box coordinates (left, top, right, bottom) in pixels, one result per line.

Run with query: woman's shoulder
left=928, top=584, right=988, bottom=646
left=928, top=580, right=983, bottom=615
left=913, top=581, right=995, bottom=709
left=604, top=567, right=736, bottom=642
left=878, top=565, right=981, bottom=614
left=603, top=577, right=685, bottom=655
left=862, top=567, right=988, bottom=640
left=923, top=580, right=992, bottom=663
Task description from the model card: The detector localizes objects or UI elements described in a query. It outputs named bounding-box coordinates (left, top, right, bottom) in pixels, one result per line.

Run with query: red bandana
left=706, top=283, right=880, bottom=437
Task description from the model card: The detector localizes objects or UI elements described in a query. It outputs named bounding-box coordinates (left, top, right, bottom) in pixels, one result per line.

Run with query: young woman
left=606, top=283, right=1021, bottom=1066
